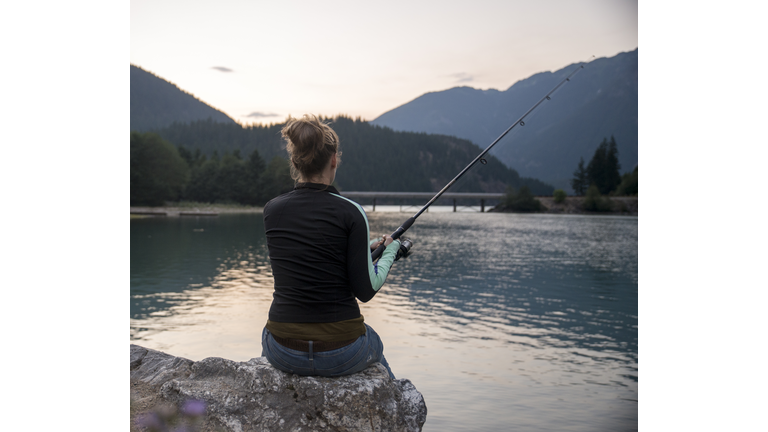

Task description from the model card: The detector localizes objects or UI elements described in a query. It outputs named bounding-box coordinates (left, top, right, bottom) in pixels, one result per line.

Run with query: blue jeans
left=261, top=324, right=395, bottom=379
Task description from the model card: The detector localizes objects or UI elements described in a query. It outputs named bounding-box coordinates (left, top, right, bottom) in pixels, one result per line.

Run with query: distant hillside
left=153, top=116, right=554, bottom=195
left=130, top=65, right=235, bottom=132
left=371, top=49, right=638, bottom=192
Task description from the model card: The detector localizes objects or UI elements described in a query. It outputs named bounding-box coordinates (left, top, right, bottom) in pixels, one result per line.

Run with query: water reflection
left=130, top=214, right=270, bottom=320
left=373, top=213, right=637, bottom=354
left=131, top=211, right=637, bottom=432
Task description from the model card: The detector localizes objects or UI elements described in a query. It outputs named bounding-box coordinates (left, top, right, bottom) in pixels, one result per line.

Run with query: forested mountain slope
left=130, top=65, right=235, bottom=132
left=131, top=63, right=555, bottom=195
left=152, top=116, right=554, bottom=195
left=371, top=49, right=638, bottom=191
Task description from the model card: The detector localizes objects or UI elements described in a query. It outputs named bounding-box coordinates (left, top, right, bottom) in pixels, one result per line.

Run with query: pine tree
left=261, top=157, right=294, bottom=201
left=244, top=149, right=266, bottom=205
left=571, top=157, right=588, bottom=195
left=185, top=158, right=221, bottom=203
left=218, top=152, right=249, bottom=203
left=615, top=166, right=638, bottom=196
left=586, top=137, right=622, bottom=195
left=606, top=136, right=622, bottom=192
left=130, top=132, right=190, bottom=206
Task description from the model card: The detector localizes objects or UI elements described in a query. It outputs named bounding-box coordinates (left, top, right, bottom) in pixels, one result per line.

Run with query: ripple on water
left=131, top=211, right=637, bottom=432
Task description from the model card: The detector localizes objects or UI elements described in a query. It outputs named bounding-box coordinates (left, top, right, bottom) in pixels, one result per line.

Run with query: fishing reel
left=395, top=237, right=413, bottom=261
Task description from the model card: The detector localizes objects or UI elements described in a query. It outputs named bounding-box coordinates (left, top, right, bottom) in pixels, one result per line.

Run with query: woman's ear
left=330, top=153, right=338, bottom=169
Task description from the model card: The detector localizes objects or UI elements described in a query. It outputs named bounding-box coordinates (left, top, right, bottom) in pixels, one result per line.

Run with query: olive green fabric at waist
left=266, top=315, right=366, bottom=342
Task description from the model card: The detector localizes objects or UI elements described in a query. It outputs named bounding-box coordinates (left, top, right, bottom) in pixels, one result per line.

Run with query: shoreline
left=523, top=196, right=638, bottom=216
left=131, top=196, right=638, bottom=217
left=131, top=203, right=264, bottom=217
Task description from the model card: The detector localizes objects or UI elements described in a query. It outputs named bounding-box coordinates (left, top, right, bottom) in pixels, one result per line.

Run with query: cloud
left=450, top=72, right=474, bottom=83
left=245, top=112, right=280, bottom=118
left=211, top=66, right=234, bottom=72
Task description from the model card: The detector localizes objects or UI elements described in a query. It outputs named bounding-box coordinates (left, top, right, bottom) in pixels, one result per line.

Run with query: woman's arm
left=344, top=206, right=400, bottom=302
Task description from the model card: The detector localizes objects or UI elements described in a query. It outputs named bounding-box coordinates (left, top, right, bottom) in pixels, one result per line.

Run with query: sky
left=131, top=0, right=638, bottom=124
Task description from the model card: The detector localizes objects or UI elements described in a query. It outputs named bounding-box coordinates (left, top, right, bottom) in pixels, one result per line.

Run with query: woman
left=261, top=114, right=401, bottom=379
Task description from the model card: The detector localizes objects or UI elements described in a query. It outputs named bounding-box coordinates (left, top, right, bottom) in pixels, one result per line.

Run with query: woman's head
left=281, top=114, right=341, bottom=183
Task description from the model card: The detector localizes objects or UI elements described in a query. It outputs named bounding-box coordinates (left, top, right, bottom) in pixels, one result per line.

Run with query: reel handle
left=371, top=217, right=415, bottom=261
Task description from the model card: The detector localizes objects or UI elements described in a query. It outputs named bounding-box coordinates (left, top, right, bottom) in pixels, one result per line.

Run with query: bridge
left=338, top=191, right=506, bottom=212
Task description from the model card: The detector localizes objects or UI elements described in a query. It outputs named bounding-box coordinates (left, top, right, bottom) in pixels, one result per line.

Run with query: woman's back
left=264, top=182, right=372, bottom=323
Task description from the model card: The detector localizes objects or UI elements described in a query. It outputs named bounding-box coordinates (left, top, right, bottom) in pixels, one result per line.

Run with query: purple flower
left=181, top=399, right=207, bottom=417
left=136, top=412, right=163, bottom=430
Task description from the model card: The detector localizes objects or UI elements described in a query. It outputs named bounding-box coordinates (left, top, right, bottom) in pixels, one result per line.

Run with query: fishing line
left=373, top=57, right=593, bottom=261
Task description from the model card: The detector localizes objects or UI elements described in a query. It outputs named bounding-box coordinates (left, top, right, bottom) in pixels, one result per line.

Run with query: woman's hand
left=371, top=235, right=394, bottom=250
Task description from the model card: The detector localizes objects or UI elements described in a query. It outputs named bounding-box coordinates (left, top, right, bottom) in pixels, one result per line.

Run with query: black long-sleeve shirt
left=263, top=183, right=400, bottom=325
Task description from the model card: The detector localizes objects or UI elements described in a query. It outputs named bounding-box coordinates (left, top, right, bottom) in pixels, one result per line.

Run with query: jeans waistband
left=271, top=334, right=358, bottom=352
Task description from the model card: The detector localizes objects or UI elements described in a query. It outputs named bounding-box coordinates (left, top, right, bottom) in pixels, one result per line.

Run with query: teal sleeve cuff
left=385, top=239, right=401, bottom=255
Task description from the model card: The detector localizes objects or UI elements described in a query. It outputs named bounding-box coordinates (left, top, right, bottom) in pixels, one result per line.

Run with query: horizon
left=133, top=47, right=638, bottom=128
left=131, top=0, right=638, bottom=125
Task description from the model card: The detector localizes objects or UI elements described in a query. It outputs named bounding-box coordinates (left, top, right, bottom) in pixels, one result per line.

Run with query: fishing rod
left=372, top=60, right=589, bottom=261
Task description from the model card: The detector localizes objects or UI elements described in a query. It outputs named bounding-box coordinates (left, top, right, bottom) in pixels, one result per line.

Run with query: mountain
left=153, top=116, right=555, bottom=195
left=371, top=49, right=638, bottom=192
left=130, top=64, right=555, bottom=195
left=130, top=65, right=236, bottom=132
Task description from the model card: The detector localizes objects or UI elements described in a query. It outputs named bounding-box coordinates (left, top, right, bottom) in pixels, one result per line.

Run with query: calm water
left=131, top=208, right=638, bottom=431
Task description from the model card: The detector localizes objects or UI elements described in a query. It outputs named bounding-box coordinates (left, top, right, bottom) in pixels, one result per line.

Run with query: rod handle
left=371, top=217, right=415, bottom=261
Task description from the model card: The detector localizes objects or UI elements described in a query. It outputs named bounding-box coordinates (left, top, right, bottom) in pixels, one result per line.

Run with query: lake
left=131, top=207, right=638, bottom=431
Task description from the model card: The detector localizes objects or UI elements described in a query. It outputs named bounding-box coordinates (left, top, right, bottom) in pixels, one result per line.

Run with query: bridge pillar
left=453, top=199, right=457, bottom=212
left=373, top=198, right=376, bottom=212
left=481, top=199, right=485, bottom=212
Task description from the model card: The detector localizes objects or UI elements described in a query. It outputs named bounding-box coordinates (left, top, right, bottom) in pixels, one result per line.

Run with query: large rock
left=130, top=344, right=427, bottom=431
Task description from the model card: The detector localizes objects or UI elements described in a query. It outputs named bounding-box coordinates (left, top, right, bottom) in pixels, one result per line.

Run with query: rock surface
left=130, top=344, right=427, bottom=432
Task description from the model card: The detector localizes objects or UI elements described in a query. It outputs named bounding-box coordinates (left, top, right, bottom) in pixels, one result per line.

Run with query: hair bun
left=281, top=114, right=340, bottom=182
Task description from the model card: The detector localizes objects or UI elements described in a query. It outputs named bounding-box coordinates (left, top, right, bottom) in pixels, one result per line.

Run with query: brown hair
left=281, top=114, right=341, bottom=182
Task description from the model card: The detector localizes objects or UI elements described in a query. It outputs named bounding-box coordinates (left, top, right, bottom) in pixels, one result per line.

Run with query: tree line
left=571, top=136, right=637, bottom=197
left=130, top=131, right=293, bottom=206
left=495, top=136, right=637, bottom=213
left=132, top=124, right=637, bottom=209
left=150, top=116, right=555, bottom=194
left=131, top=115, right=558, bottom=206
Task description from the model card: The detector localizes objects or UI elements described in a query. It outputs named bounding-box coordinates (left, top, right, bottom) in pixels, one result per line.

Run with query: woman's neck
left=300, top=154, right=337, bottom=185
left=301, top=173, right=333, bottom=185
left=302, top=165, right=335, bottom=185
